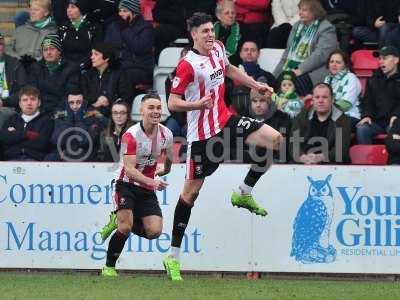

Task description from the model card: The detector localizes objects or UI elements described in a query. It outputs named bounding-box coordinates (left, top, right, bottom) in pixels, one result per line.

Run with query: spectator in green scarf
left=214, top=0, right=241, bottom=65
left=9, top=0, right=57, bottom=61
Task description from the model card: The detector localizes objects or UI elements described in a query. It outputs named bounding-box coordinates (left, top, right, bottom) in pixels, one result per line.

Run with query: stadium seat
left=258, top=48, right=285, bottom=73
left=131, top=94, right=171, bottom=122
left=170, top=38, right=190, bottom=47
left=153, top=47, right=183, bottom=94
left=349, top=144, right=388, bottom=165
left=351, top=50, right=379, bottom=96
left=351, top=50, right=379, bottom=77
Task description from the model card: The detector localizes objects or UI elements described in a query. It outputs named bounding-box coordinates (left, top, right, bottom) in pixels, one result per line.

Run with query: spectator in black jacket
left=28, top=33, right=80, bottom=114
left=357, top=46, right=400, bottom=144
left=58, top=0, right=103, bottom=71
left=52, top=0, right=120, bottom=26
left=104, top=0, right=155, bottom=90
left=0, top=85, right=53, bottom=161
left=80, top=42, right=132, bottom=117
left=0, top=33, right=27, bottom=128
left=289, top=83, right=351, bottom=164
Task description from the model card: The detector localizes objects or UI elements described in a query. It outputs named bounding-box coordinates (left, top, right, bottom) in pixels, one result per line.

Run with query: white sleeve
left=272, top=0, right=289, bottom=27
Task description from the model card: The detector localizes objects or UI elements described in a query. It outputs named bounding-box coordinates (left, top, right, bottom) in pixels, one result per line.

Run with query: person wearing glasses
left=80, top=42, right=132, bottom=117
left=97, top=99, right=134, bottom=162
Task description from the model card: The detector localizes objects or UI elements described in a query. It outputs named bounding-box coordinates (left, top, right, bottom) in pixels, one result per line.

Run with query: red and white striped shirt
left=115, top=122, right=173, bottom=190
left=171, top=41, right=232, bottom=142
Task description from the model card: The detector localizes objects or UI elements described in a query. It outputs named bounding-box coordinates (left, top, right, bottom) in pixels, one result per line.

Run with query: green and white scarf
left=0, top=58, right=9, bottom=98
left=284, top=20, right=320, bottom=70
left=324, top=69, right=352, bottom=112
left=72, top=15, right=86, bottom=31
left=214, top=21, right=240, bottom=57
left=32, top=16, right=53, bottom=29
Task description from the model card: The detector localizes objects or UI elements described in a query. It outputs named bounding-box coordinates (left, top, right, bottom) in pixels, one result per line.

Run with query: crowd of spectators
left=1, top=0, right=400, bottom=164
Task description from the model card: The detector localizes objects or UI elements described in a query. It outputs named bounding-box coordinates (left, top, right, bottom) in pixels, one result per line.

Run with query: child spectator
left=272, top=70, right=303, bottom=119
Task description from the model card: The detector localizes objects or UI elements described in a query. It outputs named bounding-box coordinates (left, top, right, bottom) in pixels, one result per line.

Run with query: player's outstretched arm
left=226, top=64, right=274, bottom=96
left=124, top=155, right=168, bottom=191
left=168, top=93, right=213, bottom=112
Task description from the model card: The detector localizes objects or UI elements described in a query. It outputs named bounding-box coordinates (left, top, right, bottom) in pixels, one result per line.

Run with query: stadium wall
left=0, top=162, right=399, bottom=274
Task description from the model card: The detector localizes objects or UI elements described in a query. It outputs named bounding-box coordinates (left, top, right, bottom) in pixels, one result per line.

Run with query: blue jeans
left=356, top=122, right=386, bottom=144
left=14, top=11, right=29, bottom=27
left=349, top=117, right=360, bottom=133
left=165, top=117, right=187, bottom=138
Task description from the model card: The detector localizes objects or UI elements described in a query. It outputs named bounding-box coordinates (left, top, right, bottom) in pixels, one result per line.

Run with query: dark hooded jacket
left=28, top=58, right=80, bottom=114
left=359, top=68, right=400, bottom=128
left=48, top=99, right=107, bottom=161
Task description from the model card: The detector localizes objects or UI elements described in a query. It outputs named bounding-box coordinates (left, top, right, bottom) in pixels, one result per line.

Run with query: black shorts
left=113, top=181, right=162, bottom=218
left=186, top=115, right=265, bottom=179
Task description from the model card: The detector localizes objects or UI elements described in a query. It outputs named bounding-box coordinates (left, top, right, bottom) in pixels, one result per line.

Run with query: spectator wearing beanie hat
left=58, top=0, right=103, bottom=71
left=105, top=0, right=155, bottom=89
left=80, top=42, right=132, bottom=117
left=28, top=33, right=80, bottom=114
left=119, top=0, right=141, bottom=15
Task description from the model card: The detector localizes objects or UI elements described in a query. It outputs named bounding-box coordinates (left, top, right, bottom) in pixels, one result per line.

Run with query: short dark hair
left=313, top=82, right=333, bottom=97
left=19, top=85, right=40, bottom=100
left=240, top=40, right=259, bottom=51
left=187, top=12, right=213, bottom=32
left=67, top=86, right=82, bottom=96
left=326, top=49, right=351, bottom=69
left=141, top=93, right=161, bottom=103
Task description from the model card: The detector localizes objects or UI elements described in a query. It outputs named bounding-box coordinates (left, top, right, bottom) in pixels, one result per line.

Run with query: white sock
left=170, top=246, right=181, bottom=260
left=238, top=183, right=253, bottom=195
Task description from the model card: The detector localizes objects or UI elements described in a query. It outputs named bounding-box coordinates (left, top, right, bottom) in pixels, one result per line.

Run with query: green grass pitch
left=1, top=273, right=400, bottom=300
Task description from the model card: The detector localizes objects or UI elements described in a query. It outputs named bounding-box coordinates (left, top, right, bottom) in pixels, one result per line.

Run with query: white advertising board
left=0, top=162, right=399, bottom=274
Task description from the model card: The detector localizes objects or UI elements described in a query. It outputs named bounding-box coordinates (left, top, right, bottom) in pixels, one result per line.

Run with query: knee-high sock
left=171, top=197, right=193, bottom=248
left=106, top=230, right=129, bottom=267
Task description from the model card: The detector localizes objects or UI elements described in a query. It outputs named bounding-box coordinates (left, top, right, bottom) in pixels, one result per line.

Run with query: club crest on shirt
left=172, top=77, right=181, bottom=89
